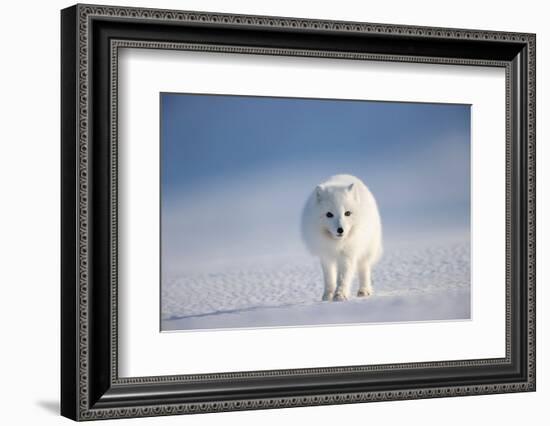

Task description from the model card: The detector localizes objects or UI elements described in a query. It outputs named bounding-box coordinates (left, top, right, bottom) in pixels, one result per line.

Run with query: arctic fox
left=301, top=174, right=383, bottom=302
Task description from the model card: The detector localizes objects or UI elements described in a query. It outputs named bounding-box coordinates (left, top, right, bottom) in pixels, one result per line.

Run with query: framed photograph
left=61, top=4, right=536, bottom=421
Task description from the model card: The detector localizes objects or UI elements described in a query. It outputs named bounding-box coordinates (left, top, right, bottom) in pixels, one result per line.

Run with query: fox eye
left=345, top=211, right=352, bottom=216
left=326, top=212, right=333, bottom=218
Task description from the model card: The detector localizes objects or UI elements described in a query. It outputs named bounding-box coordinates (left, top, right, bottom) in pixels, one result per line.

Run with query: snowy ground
left=161, top=234, right=470, bottom=331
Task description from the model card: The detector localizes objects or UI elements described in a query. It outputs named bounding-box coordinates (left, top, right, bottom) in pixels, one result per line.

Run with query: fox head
left=315, top=183, right=360, bottom=240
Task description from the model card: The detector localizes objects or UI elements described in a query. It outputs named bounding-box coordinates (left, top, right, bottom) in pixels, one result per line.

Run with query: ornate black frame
left=61, top=3, right=536, bottom=421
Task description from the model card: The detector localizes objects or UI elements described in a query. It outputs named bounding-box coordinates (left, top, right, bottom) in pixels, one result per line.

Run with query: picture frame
left=61, top=3, right=536, bottom=421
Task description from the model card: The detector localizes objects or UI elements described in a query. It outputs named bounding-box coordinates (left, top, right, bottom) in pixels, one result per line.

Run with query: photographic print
left=61, top=7, right=535, bottom=418
left=160, top=93, right=471, bottom=332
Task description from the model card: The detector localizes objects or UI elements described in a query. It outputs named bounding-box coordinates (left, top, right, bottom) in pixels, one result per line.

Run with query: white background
left=0, top=0, right=547, bottom=425
left=119, top=50, right=505, bottom=376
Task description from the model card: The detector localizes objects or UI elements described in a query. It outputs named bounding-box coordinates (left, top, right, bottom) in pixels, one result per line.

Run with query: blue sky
left=161, top=93, right=470, bottom=266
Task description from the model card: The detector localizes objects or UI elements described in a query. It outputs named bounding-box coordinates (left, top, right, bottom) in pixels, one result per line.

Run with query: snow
left=161, top=233, right=470, bottom=331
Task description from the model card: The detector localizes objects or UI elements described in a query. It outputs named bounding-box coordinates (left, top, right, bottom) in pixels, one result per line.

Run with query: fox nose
left=337, top=227, right=344, bottom=234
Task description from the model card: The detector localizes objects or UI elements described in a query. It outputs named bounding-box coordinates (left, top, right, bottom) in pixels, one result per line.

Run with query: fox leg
left=321, top=259, right=337, bottom=301
left=334, top=257, right=356, bottom=301
left=357, top=260, right=373, bottom=297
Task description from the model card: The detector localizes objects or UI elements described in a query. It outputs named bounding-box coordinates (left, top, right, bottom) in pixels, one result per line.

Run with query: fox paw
left=333, top=292, right=348, bottom=302
left=322, top=291, right=334, bottom=302
left=357, top=288, right=373, bottom=298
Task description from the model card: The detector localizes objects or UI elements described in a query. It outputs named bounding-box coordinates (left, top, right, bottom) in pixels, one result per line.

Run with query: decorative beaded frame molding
left=61, top=3, right=536, bottom=421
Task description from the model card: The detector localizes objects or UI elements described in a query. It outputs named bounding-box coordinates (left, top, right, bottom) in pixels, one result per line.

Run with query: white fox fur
left=301, top=174, right=383, bottom=301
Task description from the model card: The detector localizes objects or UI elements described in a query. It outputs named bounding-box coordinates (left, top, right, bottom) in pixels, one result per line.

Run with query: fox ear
left=315, top=185, right=324, bottom=202
left=347, top=183, right=359, bottom=201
